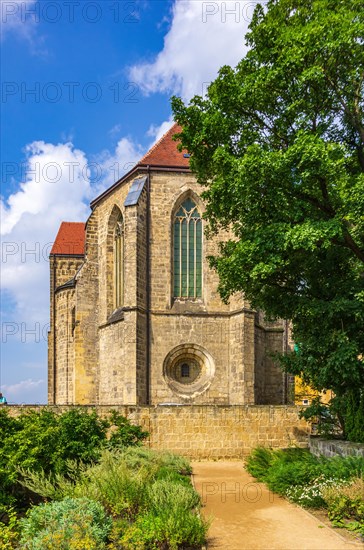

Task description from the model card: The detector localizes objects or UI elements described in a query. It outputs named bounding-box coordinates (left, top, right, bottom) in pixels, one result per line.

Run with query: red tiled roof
left=139, top=123, right=190, bottom=167
left=50, top=222, right=85, bottom=255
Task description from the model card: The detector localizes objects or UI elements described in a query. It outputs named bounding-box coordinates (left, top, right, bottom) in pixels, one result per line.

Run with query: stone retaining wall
left=309, top=437, right=364, bottom=458
left=7, top=405, right=310, bottom=459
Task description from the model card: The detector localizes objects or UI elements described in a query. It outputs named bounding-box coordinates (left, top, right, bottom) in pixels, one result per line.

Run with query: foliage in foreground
left=3, top=447, right=208, bottom=550
left=323, top=477, right=364, bottom=535
left=172, top=0, right=364, bottom=440
left=246, top=447, right=364, bottom=535
left=19, top=497, right=112, bottom=550
left=0, top=408, right=148, bottom=515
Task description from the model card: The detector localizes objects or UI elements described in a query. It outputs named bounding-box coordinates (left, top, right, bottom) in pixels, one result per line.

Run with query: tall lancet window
left=114, top=214, right=124, bottom=308
left=173, top=198, right=202, bottom=298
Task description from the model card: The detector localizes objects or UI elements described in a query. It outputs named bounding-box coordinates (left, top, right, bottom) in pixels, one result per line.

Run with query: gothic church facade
left=48, top=124, right=289, bottom=406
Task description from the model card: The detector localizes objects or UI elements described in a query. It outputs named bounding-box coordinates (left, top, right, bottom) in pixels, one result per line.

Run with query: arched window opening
left=173, top=198, right=202, bottom=298
left=114, top=214, right=124, bottom=308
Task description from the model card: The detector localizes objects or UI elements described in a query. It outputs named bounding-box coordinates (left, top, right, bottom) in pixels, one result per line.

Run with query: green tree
left=172, top=0, right=364, bottom=438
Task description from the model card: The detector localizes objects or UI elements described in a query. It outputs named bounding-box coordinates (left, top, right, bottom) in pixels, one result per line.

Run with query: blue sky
left=1, top=0, right=253, bottom=403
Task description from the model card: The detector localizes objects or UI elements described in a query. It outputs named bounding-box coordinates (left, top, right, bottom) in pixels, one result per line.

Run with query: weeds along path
left=191, top=461, right=363, bottom=550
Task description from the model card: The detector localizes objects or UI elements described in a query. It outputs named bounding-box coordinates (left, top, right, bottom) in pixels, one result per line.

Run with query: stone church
left=48, top=124, right=290, bottom=406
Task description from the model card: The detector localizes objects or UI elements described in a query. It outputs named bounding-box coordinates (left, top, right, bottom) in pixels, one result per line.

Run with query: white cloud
left=1, top=141, right=91, bottom=323
left=129, top=0, right=253, bottom=100
left=0, top=0, right=47, bottom=55
left=92, top=137, right=144, bottom=195
left=2, top=378, right=45, bottom=402
left=108, top=124, right=122, bottom=139
left=147, top=116, right=174, bottom=144
left=1, top=141, right=91, bottom=236
left=0, top=135, right=145, bottom=403
left=0, top=136, right=146, bottom=326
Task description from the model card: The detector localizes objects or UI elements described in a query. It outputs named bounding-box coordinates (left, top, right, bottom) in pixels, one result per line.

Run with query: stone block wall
left=48, top=255, right=84, bottom=404
left=309, top=437, right=364, bottom=458
left=7, top=405, right=310, bottom=458
left=53, top=288, right=75, bottom=403
left=73, top=213, right=99, bottom=404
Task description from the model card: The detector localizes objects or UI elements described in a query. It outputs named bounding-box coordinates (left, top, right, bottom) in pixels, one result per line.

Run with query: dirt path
left=192, top=461, right=364, bottom=550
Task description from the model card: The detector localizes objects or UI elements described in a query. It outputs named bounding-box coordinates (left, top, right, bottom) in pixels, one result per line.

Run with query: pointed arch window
left=173, top=198, right=202, bottom=298
left=114, top=214, right=124, bottom=308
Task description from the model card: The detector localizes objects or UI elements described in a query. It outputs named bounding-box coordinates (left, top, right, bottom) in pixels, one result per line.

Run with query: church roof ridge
left=90, top=121, right=190, bottom=209
left=138, top=123, right=190, bottom=168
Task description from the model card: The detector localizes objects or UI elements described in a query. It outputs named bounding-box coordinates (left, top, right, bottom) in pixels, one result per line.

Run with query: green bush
left=0, top=408, right=148, bottom=513
left=106, top=411, right=150, bottom=449
left=74, top=451, right=153, bottom=519
left=114, top=475, right=208, bottom=549
left=19, top=497, right=112, bottom=550
left=0, top=508, right=20, bottom=549
left=343, top=391, right=364, bottom=443
left=118, top=509, right=208, bottom=550
left=285, top=476, right=345, bottom=508
left=146, top=479, right=201, bottom=514
left=246, top=446, right=364, bottom=500
left=118, top=447, right=192, bottom=476
left=247, top=445, right=364, bottom=536
left=323, top=477, right=364, bottom=534
left=18, top=447, right=207, bottom=549
left=245, top=447, right=275, bottom=481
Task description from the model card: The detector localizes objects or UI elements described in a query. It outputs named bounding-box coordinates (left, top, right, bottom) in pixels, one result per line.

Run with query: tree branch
left=341, top=227, right=364, bottom=264
left=294, top=190, right=335, bottom=217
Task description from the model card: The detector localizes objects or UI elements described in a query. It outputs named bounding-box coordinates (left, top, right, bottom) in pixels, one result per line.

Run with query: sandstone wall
left=53, top=288, right=75, bottom=403
left=7, top=405, right=310, bottom=458
left=73, top=213, right=99, bottom=404
left=48, top=255, right=84, bottom=404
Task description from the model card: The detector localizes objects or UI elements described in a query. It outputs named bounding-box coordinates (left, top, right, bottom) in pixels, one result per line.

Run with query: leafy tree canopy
left=172, top=0, right=364, bottom=402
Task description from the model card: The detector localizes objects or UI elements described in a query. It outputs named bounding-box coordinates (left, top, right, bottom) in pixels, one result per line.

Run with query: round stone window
left=163, top=344, right=215, bottom=399
left=170, top=358, right=202, bottom=384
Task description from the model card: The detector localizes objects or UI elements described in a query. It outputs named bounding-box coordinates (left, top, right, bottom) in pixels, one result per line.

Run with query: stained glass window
left=114, top=214, right=124, bottom=308
left=173, top=198, right=202, bottom=298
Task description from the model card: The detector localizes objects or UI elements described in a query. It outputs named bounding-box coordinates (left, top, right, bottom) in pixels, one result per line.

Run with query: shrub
left=118, top=509, right=208, bottom=550
left=323, top=477, right=364, bottom=534
left=114, top=478, right=207, bottom=549
left=19, top=447, right=207, bottom=549
left=146, top=479, right=201, bottom=514
left=247, top=446, right=364, bottom=536
left=245, top=447, right=275, bottom=481
left=74, top=451, right=152, bottom=519
left=106, top=411, right=149, bottom=449
left=0, top=508, right=20, bottom=549
left=118, top=447, right=192, bottom=476
left=0, top=408, right=148, bottom=512
left=19, top=497, right=112, bottom=550
left=247, top=447, right=364, bottom=497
